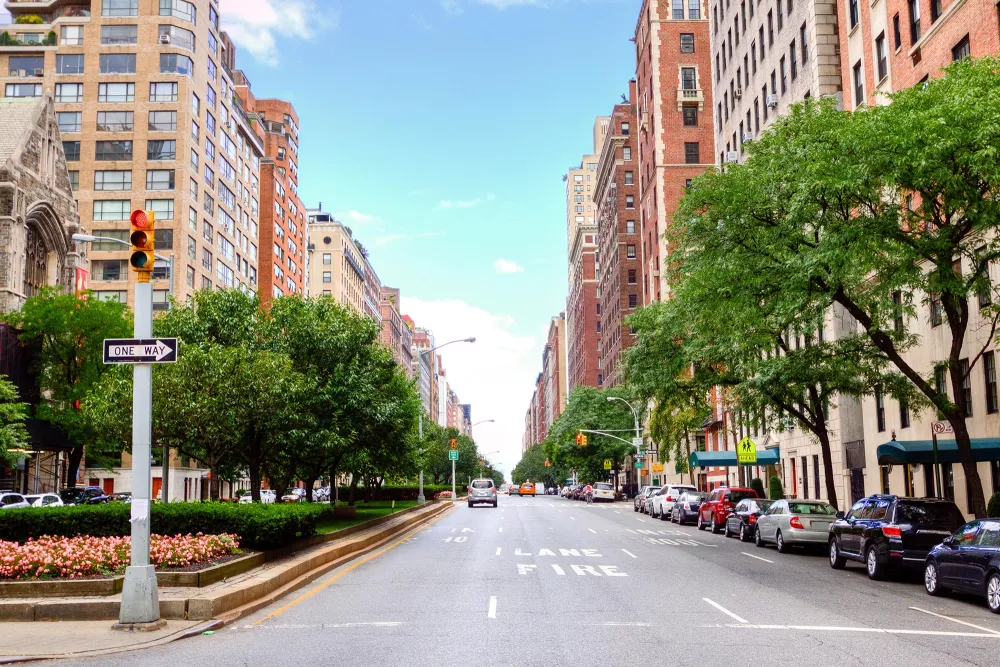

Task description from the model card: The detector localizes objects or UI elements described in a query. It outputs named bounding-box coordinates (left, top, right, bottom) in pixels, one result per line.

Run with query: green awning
left=688, top=448, right=780, bottom=469
left=876, top=438, right=1000, bottom=465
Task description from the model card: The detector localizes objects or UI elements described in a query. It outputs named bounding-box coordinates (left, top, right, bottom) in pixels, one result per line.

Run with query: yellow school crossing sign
left=737, top=437, right=758, bottom=464
left=603, top=459, right=612, bottom=470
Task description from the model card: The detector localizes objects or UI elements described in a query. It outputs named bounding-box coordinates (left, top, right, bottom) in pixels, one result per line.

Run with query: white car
left=650, top=484, right=698, bottom=520
left=238, top=489, right=276, bottom=504
left=26, top=493, right=63, bottom=508
left=592, top=482, right=615, bottom=502
left=0, top=492, right=30, bottom=510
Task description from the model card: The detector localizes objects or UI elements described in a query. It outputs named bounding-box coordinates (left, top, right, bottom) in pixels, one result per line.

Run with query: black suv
left=829, top=494, right=966, bottom=580
left=59, top=486, right=110, bottom=506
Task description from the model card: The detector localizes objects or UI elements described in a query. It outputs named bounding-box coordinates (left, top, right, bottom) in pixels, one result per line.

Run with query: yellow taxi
left=519, top=482, right=535, bottom=497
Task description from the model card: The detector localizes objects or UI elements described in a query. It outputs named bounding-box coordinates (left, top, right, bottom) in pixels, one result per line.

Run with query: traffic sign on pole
left=932, top=421, right=954, bottom=434
left=634, top=460, right=643, bottom=469
left=104, top=338, right=177, bottom=364
left=737, top=437, right=758, bottom=464
left=632, top=437, right=643, bottom=450
left=603, top=459, right=612, bottom=471
left=448, top=450, right=459, bottom=461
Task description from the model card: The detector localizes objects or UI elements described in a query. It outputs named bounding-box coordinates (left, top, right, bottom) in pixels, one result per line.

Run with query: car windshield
left=646, top=487, right=660, bottom=495
left=683, top=492, right=708, bottom=501
left=283, top=489, right=299, bottom=495
left=729, top=491, right=756, bottom=503
left=595, top=483, right=612, bottom=490
left=896, top=501, right=966, bottom=526
left=788, top=502, right=837, bottom=515
left=472, top=481, right=492, bottom=489
left=756, top=500, right=775, bottom=510
left=59, top=489, right=84, bottom=502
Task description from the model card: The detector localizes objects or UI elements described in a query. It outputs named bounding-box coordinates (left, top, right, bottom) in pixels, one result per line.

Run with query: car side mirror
left=836, top=511, right=845, bottom=520
left=943, top=536, right=954, bottom=547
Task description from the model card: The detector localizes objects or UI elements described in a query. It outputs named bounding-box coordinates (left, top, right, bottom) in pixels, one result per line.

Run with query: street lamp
left=478, top=449, right=500, bottom=479
left=607, top=396, right=643, bottom=496
left=416, top=337, right=476, bottom=503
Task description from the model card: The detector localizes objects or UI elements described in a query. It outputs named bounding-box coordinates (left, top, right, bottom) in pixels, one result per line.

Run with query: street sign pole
left=451, top=458, right=456, bottom=502
left=118, top=281, right=159, bottom=626
left=417, top=415, right=424, bottom=504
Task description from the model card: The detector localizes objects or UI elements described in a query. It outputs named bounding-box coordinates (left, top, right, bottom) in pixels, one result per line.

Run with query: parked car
left=108, top=492, right=132, bottom=504
left=26, top=493, right=63, bottom=508
left=313, top=486, right=330, bottom=502
left=58, top=487, right=109, bottom=506
left=671, top=491, right=709, bottom=525
left=636, top=486, right=661, bottom=514
left=829, top=494, right=966, bottom=580
left=534, top=483, right=546, bottom=496
left=634, top=485, right=656, bottom=512
left=724, top=498, right=774, bottom=541
left=924, top=519, right=1000, bottom=614
left=0, top=492, right=30, bottom=510
left=650, top=484, right=697, bottom=520
left=281, top=488, right=307, bottom=503
left=592, top=482, right=615, bottom=503
left=698, top=487, right=759, bottom=533
left=468, top=478, right=498, bottom=508
left=510, top=486, right=521, bottom=497
left=519, top=482, right=535, bottom=497
left=754, top=499, right=839, bottom=552
left=239, top=489, right=277, bottom=504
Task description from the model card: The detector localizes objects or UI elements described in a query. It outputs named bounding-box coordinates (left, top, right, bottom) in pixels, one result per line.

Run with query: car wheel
left=755, top=527, right=766, bottom=548
left=697, top=514, right=706, bottom=531
left=924, top=561, right=945, bottom=597
left=677, top=513, right=686, bottom=526
left=493, top=501, right=498, bottom=508
left=723, top=522, right=731, bottom=538
left=739, top=525, right=747, bottom=542
left=468, top=502, right=473, bottom=508
left=829, top=537, right=846, bottom=569
left=986, top=573, right=1000, bottom=614
left=659, top=508, right=668, bottom=521
left=866, top=544, right=885, bottom=580
left=711, top=517, right=722, bottom=534
left=775, top=530, right=788, bottom=553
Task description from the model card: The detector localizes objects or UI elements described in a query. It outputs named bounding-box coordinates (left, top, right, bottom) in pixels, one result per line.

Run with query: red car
left=698, top=486, right=759, bottom=534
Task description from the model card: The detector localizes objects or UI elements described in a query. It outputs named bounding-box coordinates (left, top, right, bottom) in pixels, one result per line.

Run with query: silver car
left=468, top=479, right=498, bottom=508
left=0, top=492, right=30, bottom=510
left=755, top=499, right=839, bottom=553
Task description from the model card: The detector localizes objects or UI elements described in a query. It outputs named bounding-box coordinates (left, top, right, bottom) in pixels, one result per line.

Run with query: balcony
left=676, top=86, right=705, bottom=111
left=4, top=1, right=90, bottom=21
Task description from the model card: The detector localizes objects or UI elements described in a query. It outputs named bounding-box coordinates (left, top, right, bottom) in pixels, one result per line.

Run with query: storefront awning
left=688, top=448, right=780, bottom=469
left=876, top=438, right=1000, bottom=465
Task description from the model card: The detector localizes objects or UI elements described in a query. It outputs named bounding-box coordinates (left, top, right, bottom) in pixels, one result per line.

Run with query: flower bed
left=0, top=533, right=240, bottom=581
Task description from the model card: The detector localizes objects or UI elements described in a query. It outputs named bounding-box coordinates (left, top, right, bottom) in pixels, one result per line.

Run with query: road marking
left=703, top=598, right=748, bottom=624
left=625, top=528, right=637, bottom=534
left=603, top=622, right=650, bottom=627
left=741, top=552, right=774, bottom=563
left=588, top=528, right=597, bottom=534
left=495, top=548, right=501, bottom=556
left=709, top=623, right=1000, bottom=639
left=243, top=622, right=403, bottom=630
left=516, top=563, right=536, bottom=575
left=621, top=549, right=637, bottom=559
left=499, top=527, right=503, bottom=533
left=552, top=564, right=566, bottom=575
left=488, top=596, right=497, bottom=619
left=570, top=516, right=576, bottom=521
left=636, top=518, right=647, bottom=523
left=909, top=606, right=1000, bottom=636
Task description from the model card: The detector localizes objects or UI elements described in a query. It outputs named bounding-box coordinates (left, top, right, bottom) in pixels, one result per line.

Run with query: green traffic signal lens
left=130, top=251, right=151, bottom=269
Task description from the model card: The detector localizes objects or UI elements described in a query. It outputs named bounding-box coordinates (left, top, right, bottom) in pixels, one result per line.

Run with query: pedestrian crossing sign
left=737, top=437, right=757, bottom=464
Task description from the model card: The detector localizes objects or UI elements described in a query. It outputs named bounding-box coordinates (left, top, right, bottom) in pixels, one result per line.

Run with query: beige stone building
left=305, top=210, right=365, bottom=314
left=565, top=117, right=609, bottom=288
left=2, top=0, right=263, bottom=311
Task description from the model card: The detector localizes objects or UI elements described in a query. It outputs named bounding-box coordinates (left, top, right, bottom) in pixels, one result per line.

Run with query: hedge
left=750, top=478, right=766, bottom=499
left=988, top=492, right=1000, bottom=519
left=769, top=476, right=785, bottom=500
left=330, top=485, right=458, bottom=501
left=0, top=503, right=335, bottom=550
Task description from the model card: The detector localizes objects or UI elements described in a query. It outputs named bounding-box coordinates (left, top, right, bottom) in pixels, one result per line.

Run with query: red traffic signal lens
left=130, top=250, right=152, bottom=269
left=130, top=209, right=150, bottom=229
left=130, top=230, right=150, bottom=248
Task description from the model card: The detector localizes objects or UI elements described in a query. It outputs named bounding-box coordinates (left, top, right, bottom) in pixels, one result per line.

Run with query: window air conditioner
left=766, top=94, right=778, bottom=108
left=725, top=151, right=740, bottom=163
left=741, top=132, right=753, bottom=143
left=159, top=34, right=171, bottom=44
left=734, top=88, right=743, bottom=99
left=33, top=68, right=44, bottom=77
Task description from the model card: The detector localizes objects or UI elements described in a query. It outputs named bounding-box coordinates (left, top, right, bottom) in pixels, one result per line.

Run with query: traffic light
left=575, top=433, right=582, bottom=446
left=581, top=434, right=588, bottom=446
left=544, top=459, right=551, bottom=467
left=129, top=209, right=156, bottom=281
left=449, top=438, right=457, bottom=450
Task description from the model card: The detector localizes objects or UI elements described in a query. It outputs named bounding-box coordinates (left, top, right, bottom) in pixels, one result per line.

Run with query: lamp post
left=607, top=396, right=643, bottom=496
left=467, top=421, right=495, bottom=496
left=416, top=337, right=476, bottom=503
left=478, top=448, right=500, bottom=479
left=73, top=234, right=175, bottom=505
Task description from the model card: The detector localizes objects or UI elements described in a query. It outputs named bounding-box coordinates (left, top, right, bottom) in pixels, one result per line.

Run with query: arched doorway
left=23, top=224, right=47, bottom=298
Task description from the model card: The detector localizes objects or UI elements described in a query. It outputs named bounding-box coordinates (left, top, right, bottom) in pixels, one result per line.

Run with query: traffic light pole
left=117, top=280, right=160, bottom=626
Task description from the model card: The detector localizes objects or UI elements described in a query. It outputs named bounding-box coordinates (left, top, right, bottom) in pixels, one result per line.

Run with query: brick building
left=379, top=286, right=413, bottom=376
left=542, top=314, right=568, bottom=430
left=596, top=85, right=641, bottom=389
left=567, top=226, right=600, bottom=389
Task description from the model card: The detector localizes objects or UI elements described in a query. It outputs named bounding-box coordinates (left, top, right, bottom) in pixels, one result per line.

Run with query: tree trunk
left=348, top=477, right=357, bottom=506
left=249, top=461, right=262, bottom=503
left=66, top=445, right=84, bottom=488
left=816, top=429, right=839, bottom=511
left=210, top=459, right=221, bottom=501
left=304, top=475, right=317, bottom=503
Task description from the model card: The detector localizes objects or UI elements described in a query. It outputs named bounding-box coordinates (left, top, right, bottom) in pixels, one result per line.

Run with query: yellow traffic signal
left=582, top=434, right=588, bottom=446
left=575, top=433, right=582, bottom=446
left=449, top=438, right=457, bottom=450
left=129, top=209, right=155, bottom=281
left=544, top=459, right=551, bottom=467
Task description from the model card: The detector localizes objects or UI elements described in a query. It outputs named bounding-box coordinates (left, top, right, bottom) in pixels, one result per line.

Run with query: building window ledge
left=676, top=87, right=705, bottom=111
left=907, top=0, right=967, bottom=60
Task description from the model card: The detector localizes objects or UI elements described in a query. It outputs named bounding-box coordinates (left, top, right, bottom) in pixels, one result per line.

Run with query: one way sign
left=103, top=338, right=178, bottom=364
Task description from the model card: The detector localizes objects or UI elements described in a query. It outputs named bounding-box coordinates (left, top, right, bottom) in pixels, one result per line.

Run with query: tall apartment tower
left=305, top=210, right=366, bottom=311
left=3, top=0, right=264, bottom=308
left=543, top=314, right=568, bottom=429
left=634, top=0, right=715, bottom=305
left=711, top=0, right=842, bottom=165
left=379, top=286, right=413, bottom=376
left=596, top=83, right=641, bottom=389
left=233, top=78, right=306, bottom=300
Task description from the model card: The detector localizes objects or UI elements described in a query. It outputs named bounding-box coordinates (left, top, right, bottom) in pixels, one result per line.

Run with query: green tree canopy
left=0, top=376, right=28, bottom=465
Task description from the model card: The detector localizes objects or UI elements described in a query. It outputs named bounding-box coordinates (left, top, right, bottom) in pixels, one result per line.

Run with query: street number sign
left=932, top=421, right=954, bottom=434
left=603, top=459, right=612, bottom=470
left=103, top=338, right=177, bottom=364
left=448, top=450, right=459, bottom=461
left=737, top=437, right=758, bottom=464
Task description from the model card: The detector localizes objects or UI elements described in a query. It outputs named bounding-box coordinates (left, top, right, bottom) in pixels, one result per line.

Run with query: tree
left=769, top=476, right=785, bottom=500
left=0, top=376, right=28, bottom=464
left=512, top=443, right=565, bottom=488
left=3, top=289, right=131, bottom=485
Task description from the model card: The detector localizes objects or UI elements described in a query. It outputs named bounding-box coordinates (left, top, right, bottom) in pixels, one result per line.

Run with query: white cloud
left=401, top=298, right=541, bottom=481
left=345, top=210, right=376, bottom=224
left=372, top=232, right=441, bottom=247
left=443, top=0, right=547, bottom=10
left=220, top=0, right=331, bottom=66
left=493, top=258, right=524, bottom=274
left=436, top=193, right=496, bottom=210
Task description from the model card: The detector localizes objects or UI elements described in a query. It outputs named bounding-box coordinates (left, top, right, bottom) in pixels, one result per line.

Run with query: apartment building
left=305, top=210, right=365, bottom=312
left=523, top=398, right=537, bottom=453
left=634, top=0, right=716, bottom=304
left=379, top=286, right=413, bottom=376
left=361, top=254, right=381, bottom=323
left=2, top=0, right=264, bottom=309
left=565, top=117, right=609, bottom=288
left=543, top=314, right=568, bottom=430
left=596, top=86, right=641, bottom=389
left=534, top=372, right=547, bottom=443
left=460, top=404, right=472, bottom=437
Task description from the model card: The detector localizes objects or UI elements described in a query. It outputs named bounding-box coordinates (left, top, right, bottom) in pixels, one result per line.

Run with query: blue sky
left=221, top=0, right=639, bottom=477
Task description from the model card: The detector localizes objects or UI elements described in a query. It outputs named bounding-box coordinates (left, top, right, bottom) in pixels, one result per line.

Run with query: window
left=322, top=271, right=332, bottom=284
left=93, top=200, right=130, bottom=221
left=900, top=395, right=910, bottom=428
left=158, top=24, right=196, bottom=52
left=985, top=352, right=998, bottom=414
left=626, top=220, right=635, bottom=234
left=909, top=0, right=921, bottom=43
left=681, top=67, right=697, bottom=90
left=777, top=0, right=783, bottom=29
left=685, top=142, right=700, bottom=164
left=853, top=61, right=864, bottom=106
left=931, top=0, right=943, bottom=21
left=976, top=247, right=993, bottom=308
left=790, top=40, right=797, bottom=80
left=800, top=24, right=808, bottom=63
left=623, top=146, right=632, bottom=161
left=624, top=171, right=634, bottom=185
left=206, top=85, right=216, bottom=109
left=625, top=195, right=635, bottom=209
left=61, top=25, right=84, bottom=45
left=160, top=0, right=197, bottom=23
left=57, top=142, right=80, bottom=164
left=849, top=0, right=858, bottom=28
left=92, top=260, right=126, bottom=282
left=98, top=83, right=135, bottom=103
left=935, top=364, right=949, bottom=406
left=5, top=83, right=41, bottom=98
left=680, top=33, right=695, bottom=52
left=57, top=112, right=81, bottom=133
left=100, top=53, right=136, bottom=75
left=961, top=358, right=973, bottom=417
left=893, top=13, right=902, bottom=49
left=186, top=265, right=196, bottom=289
left=68, top=171, right=79, bottom=191
left=100, top=25, right=136, bottom=47
left=160, top=53, right=194, bottom=77
left=875, top=391, right=886, bottom=432
left=55, top=83, right=83, bottom=103
left=768, top=10, right=774, bottom=44
left=153, top=228, right=174, bottom=250
left=673, top=0, right=684, bottom=19
left=930, top=292, right=943, bottom=327
left=146, top=170, right=175, bottom=191
left=96, top=111, right=133, bottom=132
left=94, top=170, right=131, bottom=191
left=102, top=0, right=138, bottom=17
left=683, top=106, right=698, bottom=126
left=207, top=58, right=217, bottom=82
left=150, top=82, right=178, bottom=102
left=621, top=122, right=630, bottom=136
left=627, top=245, right=637, bottom=259
left=780, top=56, right=787, bottom=93
left=952, top=35, right=971, bottom=61
left=56, top=54, right=84, bottom=75
left=149, top=110, right=177, bottom=132
left=890, top=290, right=905, bottom=333
left=689, top=0, right=700, bottom=18
left=874, top=33, right=888, bottom=82
left=148, top=140, right=176, bottom=161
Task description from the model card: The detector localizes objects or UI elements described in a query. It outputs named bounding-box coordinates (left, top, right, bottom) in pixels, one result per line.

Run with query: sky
left=1, top=0, right=639, bottom=479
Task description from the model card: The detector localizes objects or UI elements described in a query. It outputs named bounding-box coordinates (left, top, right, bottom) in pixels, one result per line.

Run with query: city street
left=46, top=496, right=1000, bottom=667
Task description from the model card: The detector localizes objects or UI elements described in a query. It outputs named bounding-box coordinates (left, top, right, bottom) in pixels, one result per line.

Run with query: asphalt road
left=49, top=496, right=1000, bottom=667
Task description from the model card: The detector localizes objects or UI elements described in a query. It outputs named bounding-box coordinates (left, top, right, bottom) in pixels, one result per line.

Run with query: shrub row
left=0, top=502, right=334, bottom=550
left=328, top=485, right=458, bottom=501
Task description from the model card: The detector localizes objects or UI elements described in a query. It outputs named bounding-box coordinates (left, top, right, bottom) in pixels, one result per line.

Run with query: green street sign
left=737, top=437, right=757, bottom=464
left=634, top=461, right=643, bottom=469
left=448, top=450, right=459, bottom=461
left=603, top=459, right=612, bottom=471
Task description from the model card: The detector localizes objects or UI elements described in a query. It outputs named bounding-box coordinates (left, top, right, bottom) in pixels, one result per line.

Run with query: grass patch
left=315, top=500, right=420, bottom=535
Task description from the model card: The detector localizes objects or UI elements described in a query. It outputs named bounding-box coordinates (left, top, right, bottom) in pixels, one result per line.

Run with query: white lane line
left=909, top=606, right=1000, bottom=636
left=603, top=622, right=651, bottom=627
left=488, top=596, right=497, bottom=619
left=245, top=622, right=404, bottom=629
left=625, top=528, right=637, bottom=534
left=495, top=548, right=501, bottom=556
left=709, top=623, right=1000, bottom=639
left=588, top=528, right=597, bottom=534
left=499, top=527, right=503, bottom=533
left=570, top=516, right=576, bottom=521
left=636, top=518, right=647, bottom=523
left=621, top=549, right=637, bottom=559
left=703, top=598, right=748, bottom=625
left=741, top=552, right=774, bottom=563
